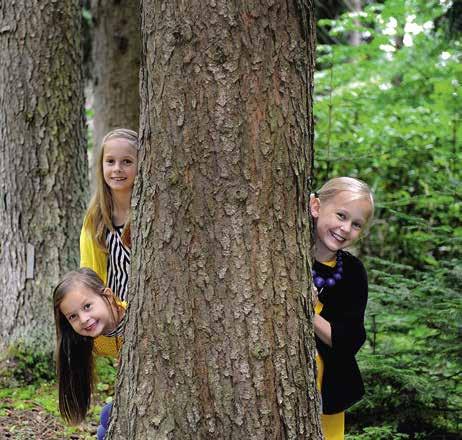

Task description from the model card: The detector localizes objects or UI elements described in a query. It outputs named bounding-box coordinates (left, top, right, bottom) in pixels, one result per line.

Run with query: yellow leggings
left=316, top=352, right=344, bottom=440
left=321, top=412, right=344, bottom=440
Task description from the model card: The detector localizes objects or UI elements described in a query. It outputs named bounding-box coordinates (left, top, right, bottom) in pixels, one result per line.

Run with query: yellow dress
left=315, top=259, right=345, bottom=440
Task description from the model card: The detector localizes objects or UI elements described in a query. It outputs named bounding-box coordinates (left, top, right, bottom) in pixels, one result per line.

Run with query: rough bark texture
left=110, top=0, right=319, bottom=438
left=90, top=0, right=140, bottom=151
left=0, top=1, right=87, bottom=352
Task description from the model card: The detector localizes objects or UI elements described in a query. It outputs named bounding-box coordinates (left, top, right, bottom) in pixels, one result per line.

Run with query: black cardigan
left=314, top=250, right=368, bottom=414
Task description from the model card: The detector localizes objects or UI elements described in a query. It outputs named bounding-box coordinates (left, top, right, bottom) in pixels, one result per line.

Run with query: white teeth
left=331, top=232, right=345, bottom=242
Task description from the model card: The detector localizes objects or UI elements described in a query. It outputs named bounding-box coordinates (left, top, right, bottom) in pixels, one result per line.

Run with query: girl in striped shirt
left=80, top=128, right=139, bottom=302
left=79, top=128, right=138, bottom=437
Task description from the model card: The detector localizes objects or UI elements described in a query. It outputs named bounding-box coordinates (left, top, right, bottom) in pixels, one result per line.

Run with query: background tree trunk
left=348, top=0, right=362, bottom=46
left=109, top=1, right=320, bottom=438
left=90, top=0, right=140, bottom=170
left=0, top=0, right=87, bottom=353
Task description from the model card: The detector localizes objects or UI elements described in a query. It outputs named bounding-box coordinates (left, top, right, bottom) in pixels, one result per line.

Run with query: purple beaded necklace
left=312, top=251, right=343, bottom=290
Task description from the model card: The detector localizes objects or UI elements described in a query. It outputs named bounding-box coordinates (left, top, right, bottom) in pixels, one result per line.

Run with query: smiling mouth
left=331, top=232, right=346, bottom=242
left=84, top=322, right=97, bottom=332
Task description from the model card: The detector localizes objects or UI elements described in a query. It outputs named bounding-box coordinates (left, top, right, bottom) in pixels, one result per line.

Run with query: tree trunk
left=348, top=0, right=362, bottom=46
left=0, top=0, right=87, bottom=353
left=110, top=1, right=320, bottom=439
left=90, top=0, right=140, bottom=160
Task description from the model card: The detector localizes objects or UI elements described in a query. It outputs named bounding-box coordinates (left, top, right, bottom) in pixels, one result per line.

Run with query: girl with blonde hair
left=80, top=128, right=138, bottom=302
left=310, top=176, right=375, bottom=440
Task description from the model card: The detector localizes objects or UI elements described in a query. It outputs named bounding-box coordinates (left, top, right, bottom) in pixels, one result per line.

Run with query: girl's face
left=310, top=191, right=372, bottom=261
left=102, top=138, right=138, bottom=195
left=59, top=285, right=117, bottom=338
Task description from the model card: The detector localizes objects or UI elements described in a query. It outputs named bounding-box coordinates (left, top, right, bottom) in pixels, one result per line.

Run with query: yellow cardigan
left=93, top=299, right=126, bottom=358
left=80, top=218, right=108, bottom=284
left=80, top=217, right=122, bottom=357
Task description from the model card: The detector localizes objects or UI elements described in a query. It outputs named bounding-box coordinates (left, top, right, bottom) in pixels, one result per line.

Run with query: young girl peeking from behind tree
left=79, top=128, right=137, bottom=440
left=80, top=128, right=138, bottom=303
left=53, top=268, right=126, bottom=427
left=310, top=177, right=374, bottom=440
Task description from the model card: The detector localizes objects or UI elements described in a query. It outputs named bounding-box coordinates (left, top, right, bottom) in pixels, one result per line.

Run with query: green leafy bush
left=0, top=343, right=55, bottom=386
left=314, top=0, right=462, bottom=268
left=347, top=424, right=410, bottom=440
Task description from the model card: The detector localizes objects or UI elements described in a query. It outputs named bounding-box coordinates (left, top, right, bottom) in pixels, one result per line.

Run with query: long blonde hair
left=316, top=176, right=375, bottom=226
left=85, top=128, right=139, bottom=250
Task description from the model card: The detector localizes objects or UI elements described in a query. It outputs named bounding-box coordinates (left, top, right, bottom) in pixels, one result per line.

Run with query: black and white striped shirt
left=106, top=225, right=130, bottom=302
left=104, top=313, right=126, bottom=337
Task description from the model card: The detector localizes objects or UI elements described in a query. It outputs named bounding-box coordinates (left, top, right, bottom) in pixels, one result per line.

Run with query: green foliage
left=86, top=107, right=95, bottom=152
left=0, top=355, right=117, bottom=437
left=0, top=382, right=98, bottom=439
left=314, top=0, right=462, bottom=268
left=82, top=7, right=92, bottom=24
left=347, top=424, right=411, bottom=440
left=0, top=343, right=55, bottom=386
left=94, top=355, right=117, bottom=398
left=0, top=383, right=59, bottom=415
left=354, top=258, right=461, bottom=437
left=314, top=1, right=461, bottom=438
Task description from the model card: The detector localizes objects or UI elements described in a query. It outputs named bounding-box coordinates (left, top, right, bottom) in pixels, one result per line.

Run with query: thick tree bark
left=90, top=0, right=140, bottom=152
left=0, top=1, right=87, bottom=352
left=110, top=1, right=320, bottom=439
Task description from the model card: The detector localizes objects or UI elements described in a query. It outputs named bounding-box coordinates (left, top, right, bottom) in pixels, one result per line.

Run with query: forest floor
left=0, top=355, right=115, bottom=440
left=0, top=398, right=96, bottom=440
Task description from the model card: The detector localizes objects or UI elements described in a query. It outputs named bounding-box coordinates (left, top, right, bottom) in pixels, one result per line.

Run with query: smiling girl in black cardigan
left=310, top=177, right=375, bottom=440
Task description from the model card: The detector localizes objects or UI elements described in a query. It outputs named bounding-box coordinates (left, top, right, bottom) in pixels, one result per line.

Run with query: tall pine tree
left=109, top=1, right=321, bottom=438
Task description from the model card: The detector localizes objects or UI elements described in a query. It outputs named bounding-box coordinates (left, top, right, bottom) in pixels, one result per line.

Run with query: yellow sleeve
left=80, top=218, right=108, bottom=284
left=93, top=302, right=127, bottom=358
left=93, top=335, right=123, bottom=358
